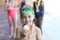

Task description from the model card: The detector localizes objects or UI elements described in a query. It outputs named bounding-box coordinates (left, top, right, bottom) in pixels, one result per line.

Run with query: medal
left=24, top=25, right=30, bottom=31
left=36, top=9, right=39, bottom=12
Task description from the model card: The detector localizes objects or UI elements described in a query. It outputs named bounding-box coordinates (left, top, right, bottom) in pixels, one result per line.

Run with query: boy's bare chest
left=20, top=29, right=36, bottom=40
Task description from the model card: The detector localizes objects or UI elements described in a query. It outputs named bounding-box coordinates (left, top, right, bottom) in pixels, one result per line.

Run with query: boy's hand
left=24, top=25, right=30, bottom=31
left=23, top=25, right=30, bottom=36
left=22, top=29, right=29, bottom=36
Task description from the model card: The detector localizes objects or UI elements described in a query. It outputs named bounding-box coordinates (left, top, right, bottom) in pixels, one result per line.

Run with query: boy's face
left=21, top=12, right=34, bottom=26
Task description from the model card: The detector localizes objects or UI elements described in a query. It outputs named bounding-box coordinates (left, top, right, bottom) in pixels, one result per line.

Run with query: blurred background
left=42, top=0, right=60, bottom=40
left=0, top=0, right=60, bottom=40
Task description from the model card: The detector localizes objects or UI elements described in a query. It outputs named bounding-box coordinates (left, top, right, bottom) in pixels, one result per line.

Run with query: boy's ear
left=33, top=15, right=36, bottom=22
left=33, top=15, right=35, bottom=20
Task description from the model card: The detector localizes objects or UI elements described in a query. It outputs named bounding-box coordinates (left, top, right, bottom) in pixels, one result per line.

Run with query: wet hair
left=20, top=7, right=35, bottom=17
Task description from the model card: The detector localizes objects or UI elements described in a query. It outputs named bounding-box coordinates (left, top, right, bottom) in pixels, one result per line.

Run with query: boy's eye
left=28, top=16, right=31, bottom=18
left=23, top=16, right=26, bottom=18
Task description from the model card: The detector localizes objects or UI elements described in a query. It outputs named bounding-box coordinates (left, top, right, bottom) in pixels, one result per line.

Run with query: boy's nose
left=26, top=17, right=29, bottom=22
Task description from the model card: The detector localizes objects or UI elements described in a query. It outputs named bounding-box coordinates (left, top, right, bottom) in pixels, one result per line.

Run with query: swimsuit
left=34, top=1, right=43, bottom=19
left=6, top=4, right=17, bottom=18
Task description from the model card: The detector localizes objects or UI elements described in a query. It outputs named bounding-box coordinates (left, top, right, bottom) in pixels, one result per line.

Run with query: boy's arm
left=15, top=27, right=21, bottom=40
left=36, top=28, right=42, bottom=40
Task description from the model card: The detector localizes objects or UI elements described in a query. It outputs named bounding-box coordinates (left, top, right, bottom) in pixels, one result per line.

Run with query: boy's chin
left=25, top=23, right=30, bottom=25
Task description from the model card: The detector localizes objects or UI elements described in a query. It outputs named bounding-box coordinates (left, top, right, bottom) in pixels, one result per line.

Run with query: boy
left=15, top=7, right=42, bottom=40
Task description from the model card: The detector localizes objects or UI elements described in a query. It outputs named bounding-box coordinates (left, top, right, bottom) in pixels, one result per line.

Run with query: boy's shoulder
left=34, top=26, right=41, bottom=33
left=16, top=26, right=22, bottom=32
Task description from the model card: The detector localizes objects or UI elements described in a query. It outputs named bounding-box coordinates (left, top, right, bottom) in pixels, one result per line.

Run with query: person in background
left=15, top=7, right=42, bottom=40
left=33, top=0, right=44, bottom=32
left=19, top=0, right=37, bottom=10
left=5, top=0, right=18, bottom=39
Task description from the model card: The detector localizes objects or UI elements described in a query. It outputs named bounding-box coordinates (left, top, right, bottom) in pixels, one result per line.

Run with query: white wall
left=42, top=0, right=60, bottom=40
